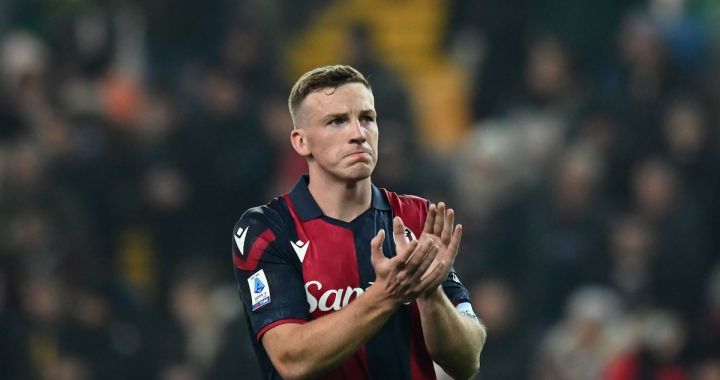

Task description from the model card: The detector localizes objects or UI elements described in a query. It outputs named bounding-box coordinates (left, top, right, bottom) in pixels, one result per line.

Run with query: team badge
left=403, top=227, right=417, bottom=242
left=248, top=269, right=271, bottom=311
left=450, top=272, right=461, bottom=283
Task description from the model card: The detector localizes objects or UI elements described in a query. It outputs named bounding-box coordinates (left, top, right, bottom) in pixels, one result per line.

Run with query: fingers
left=413, top=224, right=463, bottom=297
left=445, top=224, right=463, bottom=262
left=440, top=208, right=454, bottom=245
left=392, top=216, right=408, bottom=248
left=370, top=229, right=386, bottom=265
left=422, top=203, right=437, bottom=235
left=408, top=243, right=438, bottom=283
left=433, top=202, right=446, bottom=236
left=416, top=258, right=448, bottom=294
left=403, top=239, right=435, bottom=274
left=394, top=240, right=438, bottom=302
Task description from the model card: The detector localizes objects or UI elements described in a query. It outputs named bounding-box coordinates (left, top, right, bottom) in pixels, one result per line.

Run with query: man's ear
left=290, top=128, right=311, bottom=157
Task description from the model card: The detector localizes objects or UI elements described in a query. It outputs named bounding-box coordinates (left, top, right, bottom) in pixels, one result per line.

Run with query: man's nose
left=349, top=119, right=366, bottom=143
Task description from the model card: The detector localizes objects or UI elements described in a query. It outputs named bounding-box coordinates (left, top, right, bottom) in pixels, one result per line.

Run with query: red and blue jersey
left=232, top=175, right=471, bottom=379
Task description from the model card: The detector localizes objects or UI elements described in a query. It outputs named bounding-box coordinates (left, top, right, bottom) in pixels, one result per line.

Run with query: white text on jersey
left=304, top=280, right=366, bottom=313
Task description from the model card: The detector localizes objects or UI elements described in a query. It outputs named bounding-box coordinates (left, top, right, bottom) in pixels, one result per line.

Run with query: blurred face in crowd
left=471, top=279, right=515, bottom=334
left=22, top=276, right=63, bottom=324
left=291, top=82, right=378, bottom=183
left=632, top=159, right=676, bottom=217
left=611, top=216, right=653, bottom=261
left=552, top=150, right=599, bottom=216
left=619, top=15, right=663, bottom=71
left=526, top=36, right=570, bottom=101
left=663, top=100, right=705, bottom=161
left=171, top=280, right=210, bottom=326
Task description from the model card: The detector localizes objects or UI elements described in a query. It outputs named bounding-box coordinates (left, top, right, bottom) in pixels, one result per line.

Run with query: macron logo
left=234, top=226, right=249, bottom=255
left=291, top=240, right=310, bottom=262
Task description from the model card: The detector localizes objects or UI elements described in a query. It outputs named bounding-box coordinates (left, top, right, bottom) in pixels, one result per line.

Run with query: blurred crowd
left=0, top=0, right=719, bottom=379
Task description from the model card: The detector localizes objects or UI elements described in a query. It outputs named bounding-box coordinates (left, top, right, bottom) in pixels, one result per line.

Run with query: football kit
left=232, top=175, right=472, bottom=379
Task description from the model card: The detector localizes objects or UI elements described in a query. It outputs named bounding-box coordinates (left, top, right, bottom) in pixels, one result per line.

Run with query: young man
left=232, top=65, right=486, bottom=379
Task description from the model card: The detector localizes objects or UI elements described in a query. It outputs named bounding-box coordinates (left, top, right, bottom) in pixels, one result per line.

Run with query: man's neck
left=307, top=172, right=372, bottom=223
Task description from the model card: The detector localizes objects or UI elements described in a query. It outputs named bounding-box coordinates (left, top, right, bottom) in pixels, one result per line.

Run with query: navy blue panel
left=365, top=307, right=413, bottom=380
left=350, top=206, right=412, bottom=380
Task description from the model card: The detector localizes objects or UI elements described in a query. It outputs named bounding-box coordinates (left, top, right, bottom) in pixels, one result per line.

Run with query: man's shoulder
left=234, top=196, right=292, bottom=234
left=231, top=197, right=294, bottom=269
left=380, top=188, right=429, bottom=210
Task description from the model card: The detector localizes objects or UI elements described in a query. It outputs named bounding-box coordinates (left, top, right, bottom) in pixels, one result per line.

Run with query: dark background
left=1, top=0, right=719, bottom=379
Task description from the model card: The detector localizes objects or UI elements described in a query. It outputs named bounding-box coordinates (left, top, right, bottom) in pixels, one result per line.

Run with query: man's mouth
left=346, top=151, right=371, bottom=158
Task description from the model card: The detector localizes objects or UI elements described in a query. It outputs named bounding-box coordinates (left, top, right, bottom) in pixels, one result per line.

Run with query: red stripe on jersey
left=233, top=229, right=276, bottom=271
left=382, top=190, right=428, bottom=238
left=410, top=302, right=437, bottom=379
left=385, top=190, right=437, bottom=379
left=283, top=194, right=371, bottom=379
left=256, top=319, right=306, bottom=342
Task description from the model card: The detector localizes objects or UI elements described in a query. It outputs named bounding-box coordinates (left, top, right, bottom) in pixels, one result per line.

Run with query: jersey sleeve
left=441, top=268, right=471, bottom=306
left=232, top=207, right=309, bottom=341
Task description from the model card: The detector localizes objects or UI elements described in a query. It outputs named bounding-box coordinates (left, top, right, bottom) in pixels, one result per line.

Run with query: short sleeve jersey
left=232, top=175, right=472, bottom=379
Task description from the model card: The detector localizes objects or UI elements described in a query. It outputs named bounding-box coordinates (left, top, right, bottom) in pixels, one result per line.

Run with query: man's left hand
left=415, top=202, right=463, bottom=298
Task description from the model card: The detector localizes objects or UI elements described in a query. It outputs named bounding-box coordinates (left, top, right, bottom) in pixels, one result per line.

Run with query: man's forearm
left=417, top=287, right=486, bottom=380
left=262, top=285, right=397, bottom=380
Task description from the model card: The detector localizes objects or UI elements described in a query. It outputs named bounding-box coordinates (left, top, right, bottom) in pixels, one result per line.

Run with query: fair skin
left=261, top=82, right=485, bottom=379
left=290, top=82, right=378, bottom=221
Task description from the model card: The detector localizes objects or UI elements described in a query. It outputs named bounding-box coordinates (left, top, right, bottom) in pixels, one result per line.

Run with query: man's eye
left=329, top=118, right=344, bottom=125
left=361, top=116, right=375, bottom=123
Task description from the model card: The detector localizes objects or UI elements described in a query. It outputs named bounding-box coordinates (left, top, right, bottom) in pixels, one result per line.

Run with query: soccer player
left=231, top=65, right=486, bottom=379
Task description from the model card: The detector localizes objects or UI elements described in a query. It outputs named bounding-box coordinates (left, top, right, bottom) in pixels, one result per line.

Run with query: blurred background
left=1, top=0, right=719, bottom=379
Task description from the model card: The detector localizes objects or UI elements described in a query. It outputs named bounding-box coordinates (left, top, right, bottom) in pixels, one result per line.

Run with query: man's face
left=294, top=82, right=378, bottom=183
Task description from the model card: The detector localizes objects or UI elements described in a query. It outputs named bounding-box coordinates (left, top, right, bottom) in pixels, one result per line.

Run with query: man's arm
left=262, top=224, right=447, bottom=380
left=414, top=203, right=487, bottom=379
left=417, top=287, right=486, bottom=380
left=262, top=282, right=396, bottom=379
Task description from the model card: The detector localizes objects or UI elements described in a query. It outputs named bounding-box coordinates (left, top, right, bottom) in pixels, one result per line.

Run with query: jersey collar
left=288, top=174, right=391, bottom=221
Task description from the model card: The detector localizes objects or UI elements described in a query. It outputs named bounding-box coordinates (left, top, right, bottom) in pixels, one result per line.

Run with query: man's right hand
left=369, top=217, right=447, bottom=305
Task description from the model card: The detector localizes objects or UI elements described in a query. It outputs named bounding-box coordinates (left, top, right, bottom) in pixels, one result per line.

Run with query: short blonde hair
left=288, top=64, right=371, bottom=126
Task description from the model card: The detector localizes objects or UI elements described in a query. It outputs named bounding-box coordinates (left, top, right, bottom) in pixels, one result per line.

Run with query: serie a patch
left=248, top=269, right=271, bottom=311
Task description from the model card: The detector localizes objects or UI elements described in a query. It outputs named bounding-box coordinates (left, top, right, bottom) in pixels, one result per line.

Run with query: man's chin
left=312, top=162, right=375, bottom=183
left=347, top=171, right=372, bottom=182
left=342, top=165, right=374, bottom=182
